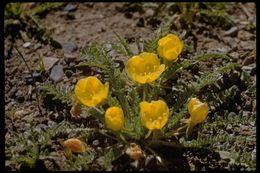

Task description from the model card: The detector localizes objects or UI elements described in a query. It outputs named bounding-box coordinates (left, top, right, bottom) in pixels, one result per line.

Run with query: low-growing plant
left=37, top=22, right=254, bottom=170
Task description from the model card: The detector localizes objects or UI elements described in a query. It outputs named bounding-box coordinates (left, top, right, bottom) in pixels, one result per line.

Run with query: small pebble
left=15, top=90, right=24, bottom=103
left=63, top=3, right=77, bottom=12
left=242, top=55, right=255, bottom=66
left=238, top=30, right=254, bottom=41
left=24, top=72, right=42, bottom=85
left=43, top=57, right=59, bottom=72
left=92, top=140, right=99, bottom=146
left=23, top=42, right=31, bottom=48
left=223, top=26, right=238, bottom=37
left=229, top=52, right=240, bottom=59
left=240, top=40, right=255, bottom=50
left=9, top=86, right=18, bottom=98
left=50, top=64, right=64, bottom=82
left=62, top=42, right=77, bottom=54
left=145, top=9, right=154, bottom=18
left=64, top=53, right=77, bottom=64
left=242, top=111, right=251, bottom=117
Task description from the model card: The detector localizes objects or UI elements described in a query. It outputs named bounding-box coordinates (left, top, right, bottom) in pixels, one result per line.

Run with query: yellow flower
left=74, top=76, right=109, bottom=107
left=183, top=98, right=209, bottom=125
left=62, top=138, right=87, bottom=153
left=140, top=100, right=169, bottom=131
left=157, top=34, right=183, bottom=61
left=105, top=106, right=124, bottom=131
left=126, top=52, right=165, bottom=84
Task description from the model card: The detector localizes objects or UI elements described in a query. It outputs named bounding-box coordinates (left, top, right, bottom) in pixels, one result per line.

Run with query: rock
left=43, top=57, right=59, bottom=72
left=128, top=43, right=139, bottom=55
left=9, top=86, right=18, bottom=98
left=15, top=90, right=24, bottom=103
left=238, top=30, right=254, bottom=41
left=229, top=52, right=240, bottom=59
left=242, top=111, right=251, bottom=117
left=64, top=53, right=77, bottom=64
left=14, top=110, right=27, bottom=117
left=23, top=42, right=31, bottom=48
left=241, top=64, right=256, bottom=75
left=92, top=140, right=99, bottom=146
left=204, top=40, right=231, bottom=53
left=223, top=26, right=238, bottom=37
left=33, top=43, right=42, bottom=50
left=145, top=9, right=154, bottom=18
left=64, top=3, right=77, bottom=12
left=242, top=55, right=255, bottom=66
left=24, top=72, right=42, bottom=85
left=222, top=36, right=233, bottom=44
left=50, top=64, right=64, bottom=82
left=62, top=42, right=77, bottom=54
left=240, top=40, right=255, bottom=50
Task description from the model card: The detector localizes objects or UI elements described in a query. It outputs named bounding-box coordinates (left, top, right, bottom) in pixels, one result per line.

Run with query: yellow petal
left=139, top=52, right=160, bottom=66
left=132, top=74, right=149, bottom=84
left=146, top=64, right=165, bottom=83
left=190, top=103, right=209, bottom=124
left=63, top=138, right=86, bottom=153
left=158, top=35, right=172, bottom=46
left=74, top=76, right=109, bottom=107
left=157, top=34, right=183, bottom=61
left=164, top=49, right=178, bottom=61
left=140, top=100, right=169, bottom=131
left=126, top=52, right=165, bottom=84
left=105, top=106, right=124, bottom=131
left=188, top=98, right=200, bottom=114
left=165, top=34, right=180, bottom=42
left=157, top=45, right=164, bottom=58
left=187, top=98, right=209, bottom=125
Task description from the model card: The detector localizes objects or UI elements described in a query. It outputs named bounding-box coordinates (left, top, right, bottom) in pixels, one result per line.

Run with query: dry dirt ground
left=5, top=2, right=256, bottom=171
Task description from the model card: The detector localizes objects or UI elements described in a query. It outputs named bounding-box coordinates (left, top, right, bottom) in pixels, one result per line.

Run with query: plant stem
left=92, top=106, right=104, bottom=114
left=14, top=47, right=43, bottom=117
left=163, top=123, right=189, bottom=138
left=143, top=84, right=147, bottom=101
left=145, top=130, right=152, bottom=139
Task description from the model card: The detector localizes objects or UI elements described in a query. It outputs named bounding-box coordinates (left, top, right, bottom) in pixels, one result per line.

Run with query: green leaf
left=113, top=31, right=133, bottom=58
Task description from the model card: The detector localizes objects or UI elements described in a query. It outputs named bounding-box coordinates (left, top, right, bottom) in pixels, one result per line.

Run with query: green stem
left=163, top=123, right=189, bottom=138
left=143, top=84, right=147, bottom=101
left=92, top=106, right=104, bottom=114
left=117, top=90, right=131, bottom=117
left=119, top=133, right=127, bottom=144
left=145, top=130, right=153, bottom=139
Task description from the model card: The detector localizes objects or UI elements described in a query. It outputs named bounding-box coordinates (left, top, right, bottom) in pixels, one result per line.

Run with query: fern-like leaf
left=40, top=83, right=73, bottom=105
